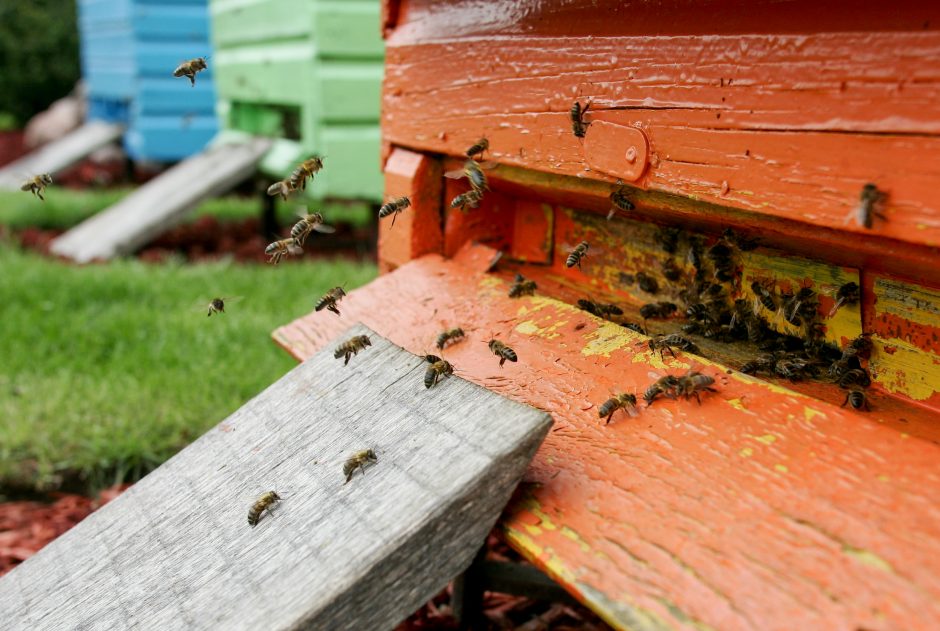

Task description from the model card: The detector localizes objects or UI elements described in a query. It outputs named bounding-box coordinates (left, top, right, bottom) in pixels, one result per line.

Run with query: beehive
left=209, top=0, right=385, bottom=202
left=77, top=0, right=219, bottom=162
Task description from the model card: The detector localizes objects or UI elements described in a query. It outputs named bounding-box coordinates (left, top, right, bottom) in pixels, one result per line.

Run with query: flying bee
left=424, top=357, right=454, bottom=388
left=315, top=286, right=347, bottom=316
left=450, top=189, right=484, bottom=213
left=842, top=389, right=870, bottom=411
left=640, top=301, right=678, bottom=321
left=173, top=56, right=208, bottom=86
left=566, top=241, right=589, bottom=270
left=266, top=178, right=296, bottom=201
left=288, top=156, right=325, bottom=192
left=334, top=335, right=371, bottom=366
left=750, top=280, right=777, bottom=314
left=20, top=173, right=53, bottom=201
left=608, top=188, right=634, bottom=219
left=508, top=273, right=538, bottom=298
left=655, top=227, right=681, bottom=254
left=488, top=339, right=517, bottom=367
left=845, top=183, right=887, bottom=229
left=644, top=375, right=680, bottom=406
left=598, top=393, right=638, bottom=424
left=247, top=491, right=281, bottom=527
left=445, top=159, right=494, bottom=192
left=838, top=367, right=871, bottom=389
left=661, top=259, right=682, bottom=281
left=674, top=371, right=717, bottom=404
left=646, top=334, right=697, bottom=360
left=202, top=296, right=243, bottom=317
left=378, top=196, right=412, bottom=227
left=265, top=237, right=303, bottom=264
left=290, top=210, right=336, bottom=246
left=635, top=272, right=659, bottom=294
left=570, top=100, right=591, bottom=138
left=435, top=328, right=465, bottom=351
left=829, top=282, right=860, bottom=317
left=465, top=137, right=489, bottom=160
left=343, top=449, right=378, bottom=484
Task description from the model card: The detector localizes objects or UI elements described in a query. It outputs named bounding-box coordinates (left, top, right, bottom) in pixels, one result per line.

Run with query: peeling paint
left=739, top=447, right=754, bottom=458
left=754, top=434, right=777, bottom=445
left=843, top=546, right=895, bottom=574
left=871, top=334, right=940, bottom=402
left=775, top=464, right=789, bottom=473
left=581, top=322, right=635, bottom=357
left=804, top=407, right=827, bottom=423
left=725, top=397, right=748, bottom=411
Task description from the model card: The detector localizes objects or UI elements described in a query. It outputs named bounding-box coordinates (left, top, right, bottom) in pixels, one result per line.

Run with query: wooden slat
left=50, top=137, right=272, bottom=262
left=273, top=245, right=940, bottom=631
left=0, top=325, right=552, bottom=630
left=0, top=122, right=124, bottom=189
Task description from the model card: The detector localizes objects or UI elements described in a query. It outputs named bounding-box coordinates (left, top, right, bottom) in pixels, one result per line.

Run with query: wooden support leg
left=452, top=545, right=486, bottom=631
left=260, top=183, right=278, bottom=239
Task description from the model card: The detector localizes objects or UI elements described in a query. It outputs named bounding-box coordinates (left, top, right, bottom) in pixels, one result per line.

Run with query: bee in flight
left=315, top=286, right=347, bottom=316
left=289, top=156, right=324, bottom=192
left=21, top=173, right=53, bottom=201
left=378, top=196, right=412, bottom=227
left=424, top=354, right=454, bottom=388
left=570, top=100, right=591, bottom=138
left=450, top=189, right=484, bottom=213
left=203, top=296, right=242, bottom=317
left=290, top=209, right=335, bottom=246
left=829, top=282, right=860, bottom=317
left=445, top=159, right=494, bottom=193
left=508, top=273, right=537, bottom=298
left=266, top=178, right=295, bottom=201
left=465, top=137, right=489, bottom=160
left=173, top=56, right=208, bottom=87
left=344, top=449, right=378, bottom=484
left=435, top=327, right=465, bottom=350
left=845, top=183, right=887, bottom=229
left=247, top=490, right=281, bottom=527
left=264, top=237, right=303, bottom=265
left=334, top=335, right=371, bottom=366
left=565, top=241, right=589, bottom=270
left=488, top=339, right=517, bottom=367
left=598, top=393, right=638, bottom=424
left=842, top=389, right=870, bottom=411
left=608, top=187, right=634, bottom=220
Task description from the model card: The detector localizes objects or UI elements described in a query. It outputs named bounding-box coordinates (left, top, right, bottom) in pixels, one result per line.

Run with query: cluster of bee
left=446, top=138, right=493, bottom=213
left=262, top=156, right=335, bottom=264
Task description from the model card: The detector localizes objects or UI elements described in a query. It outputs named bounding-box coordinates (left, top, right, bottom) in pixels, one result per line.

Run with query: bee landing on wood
left=378, top=196, right=411, bottom=227
left=435, top=327, right=465, bottom=350
left=315, top=286, right=347, bottom=316
left=508, top=273, right=537, bottom=298
left=488, top=339, right=517, bottom=367
left=247, top=491, right=281, bottom=527
left=829, top=282, right=860, bottom=317
left=289, top=156, right=324, bottom=192
left=845, top=183, right=887, bottom=229
left=450, top=189, right=484, bottom=213
left=265, top=237, right=303, bottom=265
left=570, top=100, right=591, bottom=138
left=599, top=393, right=638, bottom=424
left=465, top=137, right=489, bottom=160
left=343, top=449, right=378, bottom=484
left=20, top=173, right=53, bottom=201
left=334, top=335, right=371, bottom=366
left=424, top=356, right=454, bottom=388
left=173, top=56, right=208, bottom=86
left=290, top=209, right=335, bottom=246
left=565, top=241, right=589, bottom=270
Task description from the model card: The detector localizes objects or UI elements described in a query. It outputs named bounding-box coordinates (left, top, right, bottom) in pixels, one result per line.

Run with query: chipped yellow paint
left=774, top=464, right=789, bottom=473
left=515, top=320, right=541, bottom=336
left=581, top=321, right=638, bottom=357
left=871, top=334, right=940, bottom=402
left=560, top=526, right=593, bottom=553
left=739, top=447, right=754, bottom=458
left=725, top=397, right=748, bottom=411
left=874, top=276, right=940, bottom=328
left=504, top=527, right=581, bottom=586
left=842, top=546, right=895, bottom=574
left=804, top=406, right=827, bottom=423
left=878, top=474, right=890, bottom=483
left=754, top=434, right=777, bottom=445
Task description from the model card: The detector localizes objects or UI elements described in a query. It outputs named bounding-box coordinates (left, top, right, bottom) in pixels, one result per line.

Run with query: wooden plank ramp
left=0, top=325, right=552, bottom=630
left=0, top=121, right=124, bottom=189
left=50, top=137, right=272, bottom=263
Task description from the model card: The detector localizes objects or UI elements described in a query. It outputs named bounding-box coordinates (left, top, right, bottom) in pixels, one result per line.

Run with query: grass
left=0, top=243, right=376, bottom=492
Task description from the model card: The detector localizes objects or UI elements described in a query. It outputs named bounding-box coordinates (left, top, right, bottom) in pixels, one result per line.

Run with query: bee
left=635, top=272, right=659, bottom=294
left=647, top=334, right=697, bottom=360
left=674, top=371, right=717, bottom=403
left=751, top=280, right=777, bottom=314
left=173, top=56, right=208, bottom=86
left=265, top=237, right=303, bottom=264
left=508, top=273, right=537, bottom=298
left=644, top=375, right=680, bottom=406
left=334, top=335, right=371, bottom=366
left=608, top=188, right=634, bottom=220
left=343, top=449, right=378, bottom=484
left=774, top=357, right=818, bottom=381
left=842, top=389, right=870, bottom=411
left=784, top=287, right=818, bottom=323
left=465, top=137, right=489, bottom=160
left=378, top=196, right=412, bottom=227
left=315, top=286, right=347, bottom=316
left=445, top=159, right=493, bottom=193
left=707, top=242, right=736, bottom=282
left=570, top=100, right=591, bottom=138
left=829, top=282, right=860, bottom=317
left=450, top=189, right=484, bottom=213
left=566, top=241, right=589, bottom=270
left=741, top=353, right=778, bottom=375
left=289, top=156, right=325, bottom=192
left=661, top=259, right=682, bottom=281
left=655, top=227, right=681, bottom=254
left=846, top=183, right=887, bottom=229
left=622, top=322, right=646, bottom=335
left=424, top=357, right=454, bottom=388
left=730, top=300, right=766, bottom=343
left=436, top=327, right=465, bottom=350
left=721, top=228, right=759, bottom=251
left=266, top=178, right=295, bottom=201
left=20, top=173, right=53, bottom=201
left=848, top=333, right=873, bottom=360
left=204, top=296, right=243, bottom=317
left=488, top=339, right=517, bottom=367
left=838, top=367, right=871, bottom=389
left=290, top=210, right=336, bottom=246
left=598, top=393, right=638, bottom=424
left=247, top=491, right=281, bottom=527
left=640, top=301, right=678, bottom=321
left=577, top=298, right=622, bottom=319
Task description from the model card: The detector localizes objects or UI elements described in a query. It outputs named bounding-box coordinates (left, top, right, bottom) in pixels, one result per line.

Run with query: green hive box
left=210, top=0, right=384, bottom=202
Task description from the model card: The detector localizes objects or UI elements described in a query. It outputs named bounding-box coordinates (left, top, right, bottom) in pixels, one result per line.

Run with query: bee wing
left=477, top=160, right=498, bottom=170
left=287, top=242, right=304, bottom=255
left=222, top=296, right=245, bottom=305
left=444, top=167, right=467, bottom=179
left=626, top=406, right=639, bottom=418
left=313, top=223, right=336, bottom=234
left=843, top=204, right=863, bottom=227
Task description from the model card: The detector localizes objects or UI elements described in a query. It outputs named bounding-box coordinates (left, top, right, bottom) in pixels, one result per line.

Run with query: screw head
left=625, top=147, right=637, bottom=164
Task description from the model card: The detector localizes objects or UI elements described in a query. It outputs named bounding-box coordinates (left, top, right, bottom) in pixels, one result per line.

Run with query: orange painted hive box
left=275, top=2, right=940, bottom=629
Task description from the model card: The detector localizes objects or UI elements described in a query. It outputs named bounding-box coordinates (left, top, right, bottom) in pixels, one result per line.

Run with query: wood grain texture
left=0, top=325, right=552, bottom=631
left=0, top=122, right=124, bottom=189
left=274, top=246, right=940, bottom=631
left=381, top=0, right=940, bottom=248
left=50, top=137, right=272, bottom=262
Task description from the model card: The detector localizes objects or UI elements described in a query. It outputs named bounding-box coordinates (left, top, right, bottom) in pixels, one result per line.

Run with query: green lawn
left=0, top=244, right=376, bottom=493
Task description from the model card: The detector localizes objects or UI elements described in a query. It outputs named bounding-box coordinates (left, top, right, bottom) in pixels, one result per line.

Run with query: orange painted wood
left=273, top=244, right=940, bottom=631
left=510, top=199, right=553, bottom=264
left=382, top=0, right=940, bottom=249
left=378, top=148, right=443, bottom=271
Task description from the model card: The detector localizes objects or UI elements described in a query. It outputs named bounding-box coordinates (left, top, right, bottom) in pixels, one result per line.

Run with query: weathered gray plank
left=50, top=137, right=272, bottom=262
left=0, top=325, right=552, bottom=631
left=0, top=121, right=124, bottom=189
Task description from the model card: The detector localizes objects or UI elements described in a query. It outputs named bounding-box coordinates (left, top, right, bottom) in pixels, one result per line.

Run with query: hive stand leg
left=452, top=545, right=487, bottom=630
left=260, top=181, right=279, bottom=239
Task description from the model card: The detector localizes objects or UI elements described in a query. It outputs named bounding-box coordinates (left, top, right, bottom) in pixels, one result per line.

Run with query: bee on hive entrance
left=265, top=237, right=303, bottom=265
left=845, top=183, right=887, bottom=229
left=450, top=189, right=484, bottom=213
left=674, top=371, right=718, bottom=404
left=424, top=355, right=454, bottom=388
left=288, top=156, right=324, bottom=192
left=508, top=273, right=537, bottom=298
left=829, top=282, right=860, bottom=317
left=173, top=56, right=208, bottom=87
left=344, top=449, right=378, bottom=484
left=661, top=259, right=682, bottom=282
left=290, top=209, right=335, bottom=246
left=599, top=393, right=638, bottom=424
left=750, top=280, right=777, bottom=314
left=247, top=491, right=282, bottom=527
left=488, top=339, right=517, bottom=367
left=315, top=286, right=347, bottom=316
left=436, top=327, right=466, bottom=350
left=639, top=301, right=678, bottom=321
left=465, top=137, right=489, bottom=160
left=378, top=196, right=411, bottom=227
left=20, top=174, right=53, bottom=201
left=635, top=272, right=659, bottom=294
left=334, top=335, right=371, bottom=366
left=646, top=334, right=697, bottom=360
left=566, top=241, right=589, bottom=270
left=608, top=187, right=634, bottom=220
left=644, top=375, right=680, bottom=406
left=842, top=389, right=870, bottom=411
left=577, top=299, right=623, bottom=320
left=655, top=227, right=681, bottom=254
left=570, top=100, right=591, bottom=138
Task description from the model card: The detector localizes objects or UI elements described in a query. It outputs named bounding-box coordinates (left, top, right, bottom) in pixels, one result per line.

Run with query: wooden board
left=0, top=325, right=552, bottom=630
left=0, top=122, right=124, bottom=190
left=273, top=245, right=940, bottom=631
left=50, top=137, right=272, bottom=263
